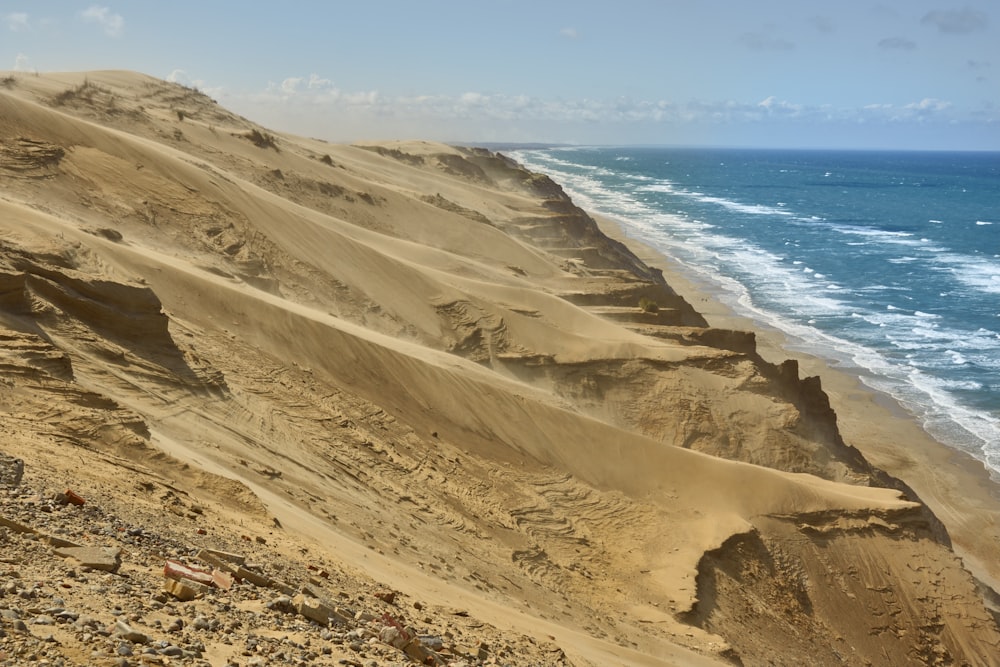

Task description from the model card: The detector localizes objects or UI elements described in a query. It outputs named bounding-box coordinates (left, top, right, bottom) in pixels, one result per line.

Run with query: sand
left=596, top=216, right=1000, bottom=595
left=1, top=70, right=999, bottom=666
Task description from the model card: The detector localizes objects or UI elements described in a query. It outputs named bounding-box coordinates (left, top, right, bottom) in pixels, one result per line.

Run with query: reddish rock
left=164, top=559, right=214, bottom=586
left=375, top=589, right=397, bottom=604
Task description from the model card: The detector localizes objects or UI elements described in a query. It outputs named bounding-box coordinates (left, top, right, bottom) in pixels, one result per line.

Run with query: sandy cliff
left=1, top=70, right=999, bottom=666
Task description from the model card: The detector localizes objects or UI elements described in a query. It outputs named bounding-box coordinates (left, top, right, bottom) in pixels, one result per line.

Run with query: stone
left=53, top=489, right=86, bottom=506
left=403, top=637, right=432, bottom=663
left=379, top=625, right=408, bottom=650
left=113, top=620, right=150, bottom=644
left=163, top=576, right=208, bottom=602
left=0, top=515, right=36, bottom=534
left=294, top=593, right=334, bottom=626
left=164, top=559, right=214, bottom=586
left=235, top=565, right=273, bottom=588
left=53, top=546, right=122, bottom=573
left=197, top=548, right=246, bottom=566
left=212, top=568, right=234, bottom=590
left=0, top=454, right=24, bottom=488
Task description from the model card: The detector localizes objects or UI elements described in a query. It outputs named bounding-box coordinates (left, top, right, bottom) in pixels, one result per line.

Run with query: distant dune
left=1, top=70, right=999, bottom=666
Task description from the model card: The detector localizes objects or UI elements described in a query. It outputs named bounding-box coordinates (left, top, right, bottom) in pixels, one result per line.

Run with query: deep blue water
left=509, top=147, right=1000, bottom=477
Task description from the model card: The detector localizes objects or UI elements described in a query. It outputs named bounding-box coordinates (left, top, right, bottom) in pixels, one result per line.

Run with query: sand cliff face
left=1, top=71, right=998, bottom=666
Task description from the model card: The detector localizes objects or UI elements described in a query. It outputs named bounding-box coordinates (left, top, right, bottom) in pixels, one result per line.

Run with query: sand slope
left=2, top=71, right=999, bottom=666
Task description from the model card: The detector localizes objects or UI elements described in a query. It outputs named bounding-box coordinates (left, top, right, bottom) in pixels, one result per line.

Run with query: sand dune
left=2, top=70, right=999, bottom=666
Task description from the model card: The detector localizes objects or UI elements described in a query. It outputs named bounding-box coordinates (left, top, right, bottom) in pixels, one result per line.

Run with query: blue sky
left=2, top=1, right=998, bottom=149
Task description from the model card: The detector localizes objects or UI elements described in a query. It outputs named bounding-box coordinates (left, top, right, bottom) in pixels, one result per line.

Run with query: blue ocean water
left=509, top=147, right=1000, bottom=477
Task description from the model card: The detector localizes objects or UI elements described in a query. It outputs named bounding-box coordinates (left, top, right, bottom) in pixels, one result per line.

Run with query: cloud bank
left=236, top=74, right=990, bottom=132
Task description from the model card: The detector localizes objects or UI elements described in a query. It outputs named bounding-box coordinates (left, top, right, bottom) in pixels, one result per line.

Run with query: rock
left=113, top=620, right=150, bottom=644
left=379, top=625, right=408, bottom=650
left=266, top=595, right=295, bottom=613
left=374, top=589, right=396, bottom=605
left=52, top=546, right=122, bottom=573
left=197, top=548, right=246, bottom=566
left=212, top=568, right=234, bottom=590
left=403, top=637, right=432, bottom=663
left=294, top=593, right=335, bottom=626
left=234, top=565, right=274, bottom=588
left=163, top=559, right=214, bottom=586
left=0, top=453, right=24, bottom=488
left=53, top=489, right=86, bottom=506
left=163, top=576, right=208, bottom=602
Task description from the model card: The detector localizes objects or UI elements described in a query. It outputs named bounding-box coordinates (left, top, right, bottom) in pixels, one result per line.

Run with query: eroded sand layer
left=1, top=70, right=999, bottom=666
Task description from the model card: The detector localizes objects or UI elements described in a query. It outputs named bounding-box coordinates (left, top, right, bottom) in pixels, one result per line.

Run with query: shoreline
left=594, top=211, right=1000, bottom=594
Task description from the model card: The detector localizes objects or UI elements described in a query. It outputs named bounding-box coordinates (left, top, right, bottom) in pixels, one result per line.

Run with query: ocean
left=508, top=146, right=1000, bottom=478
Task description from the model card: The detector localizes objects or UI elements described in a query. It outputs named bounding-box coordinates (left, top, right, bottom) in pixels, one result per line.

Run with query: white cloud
left=13, top=53, right=32, bottom=72
left=5, top=12, right=29, bottom=31
left=81, top=5, right=124, bottom=37
left=164, top=69, right=222, bottom=98
left=559, top=27, right=579, bottom=39
left=226, top=73, right=997, bottom=145
left=905, top=98, right=952, bottom=112
left=265, top=75, right=337, bottom=99
left=280, top=77, right=303, bottom=95
left=306, top=74, right=333, bottom=90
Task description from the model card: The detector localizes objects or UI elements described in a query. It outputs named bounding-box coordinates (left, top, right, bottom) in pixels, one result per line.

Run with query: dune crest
left=2, top=70, right=998, bottom=665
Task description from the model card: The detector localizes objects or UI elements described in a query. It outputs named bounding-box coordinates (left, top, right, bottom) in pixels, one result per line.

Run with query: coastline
left=594, top=211, right=1000, bottom=594
left=5, top=69, right=1000, bottom=665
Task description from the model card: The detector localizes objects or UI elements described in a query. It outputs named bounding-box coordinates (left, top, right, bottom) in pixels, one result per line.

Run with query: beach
left=597, top=212, right=1000, bottom=595
left=2, top=70, right=1000, bottom=666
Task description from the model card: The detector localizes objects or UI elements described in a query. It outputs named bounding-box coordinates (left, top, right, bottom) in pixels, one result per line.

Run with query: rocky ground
left=0, top=452, right=570, bottom=667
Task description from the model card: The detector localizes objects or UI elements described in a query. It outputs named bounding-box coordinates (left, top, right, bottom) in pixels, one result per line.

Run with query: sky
left=2, top=1, right=998, bottom=150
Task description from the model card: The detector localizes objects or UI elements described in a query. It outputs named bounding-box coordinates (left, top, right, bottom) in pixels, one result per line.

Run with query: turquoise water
left=510, top=147, right=1000, bottom=476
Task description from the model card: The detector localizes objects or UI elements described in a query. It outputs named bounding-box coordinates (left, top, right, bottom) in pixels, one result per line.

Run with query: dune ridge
left=2, top=70, right=999, bottom=666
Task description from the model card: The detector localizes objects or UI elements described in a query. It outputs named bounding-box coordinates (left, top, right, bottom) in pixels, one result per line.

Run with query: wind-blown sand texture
left=1, top=70, right=999, bottom=666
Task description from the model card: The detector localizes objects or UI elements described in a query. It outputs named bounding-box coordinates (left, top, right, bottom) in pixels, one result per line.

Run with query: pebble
left=0, top=455, right=559, bottom=667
